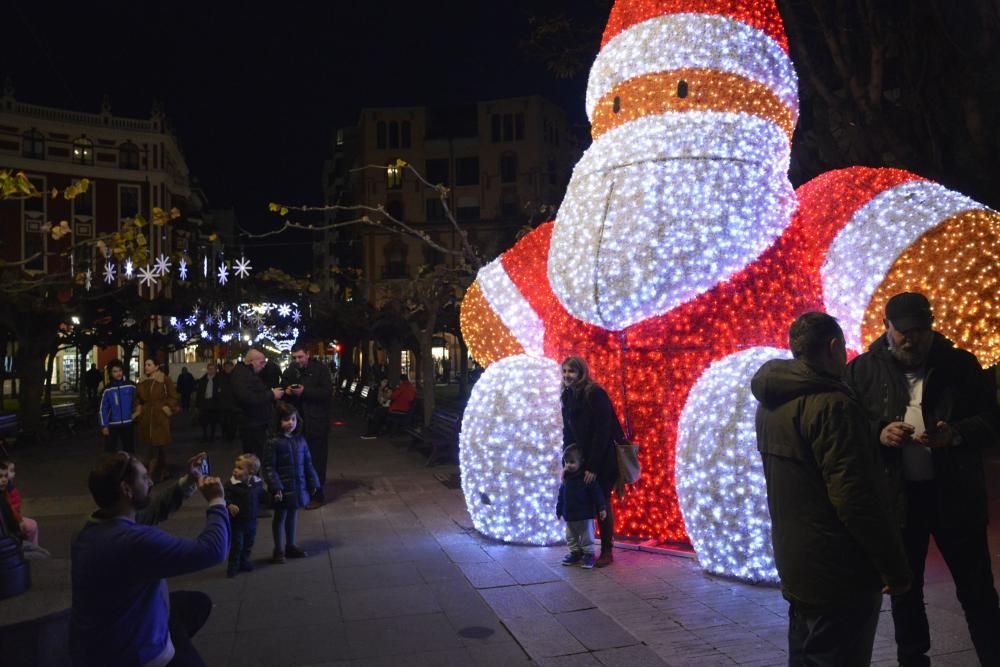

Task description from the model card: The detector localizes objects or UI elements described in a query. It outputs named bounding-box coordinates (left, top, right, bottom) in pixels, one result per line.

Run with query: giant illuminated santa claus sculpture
left=458, top=0, right=1000, bottom=581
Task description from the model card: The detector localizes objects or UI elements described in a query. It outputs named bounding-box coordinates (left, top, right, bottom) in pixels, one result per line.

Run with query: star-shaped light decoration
left=170, top=317, right=181, bottom=329
left=233, top=256, right=252, bottom=279
left=217, top=262, right=229, bottom=285
left=123, top=258, right=134, bottom=279
left=85, top=268, right=92, bottom=291
left=191, top=305, right=201, bottom=319
left=185, top=315, right=197, bottom=327
left=291, top=308, right=301, bottom=323
left=250, top=311, right=266, bottom=327
left=178, top=258, right=189, bottom=281
left=213, top=305, right=224, bottom=321
left=153, top=254, right=172, bottom=276
left=137, top=265, right=158, bottom=288
left=178, top=333, right=188, bottom=342
left=277, top=304, right=292, bottom=318
left=205, top=314, right=214, bottom=326
left=103, top=261, right=117, bottom=285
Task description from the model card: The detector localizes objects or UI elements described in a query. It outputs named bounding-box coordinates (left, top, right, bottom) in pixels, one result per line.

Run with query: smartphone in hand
left=200, top=456, right=210, bottom=476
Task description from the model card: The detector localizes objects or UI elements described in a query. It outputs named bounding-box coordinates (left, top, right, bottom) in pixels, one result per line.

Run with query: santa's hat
left=587, top=0, right=798, bottom=140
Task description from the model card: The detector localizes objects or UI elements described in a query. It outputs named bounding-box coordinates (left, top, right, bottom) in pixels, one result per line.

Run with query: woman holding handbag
left=134, top=359, right=179, bottom=482
left=560, top=355, right=622, bottom=568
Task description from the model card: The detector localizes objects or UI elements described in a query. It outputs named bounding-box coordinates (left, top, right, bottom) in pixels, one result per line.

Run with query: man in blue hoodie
left=70, top=451, right=229, bottom=667
left=99, top=359, right=137, bottom=454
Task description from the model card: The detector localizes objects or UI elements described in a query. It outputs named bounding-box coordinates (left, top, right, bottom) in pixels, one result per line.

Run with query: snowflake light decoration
left=178, top=258, right=189, bottom=281
left=103, top=261, right=116, bottom=285
left=203, top=256, right=209, bottom=278
left=137, top=265, right=157, bottom=288
left=291, top=309, right=301, bottom=323
left=205, top=314, right=214, bottom=326
left=213, top=305, right=225, bottom=321
left=85, top=268, right=92, bottom=291
left=153, top=254, right=172, bottom=276
left=277, top=304, right=292, bottom=318
left=217, top=262, right=229, bottom=285
left=233, top=256, right=253, bottom=279
left=123, top=258, right=134, bottom=279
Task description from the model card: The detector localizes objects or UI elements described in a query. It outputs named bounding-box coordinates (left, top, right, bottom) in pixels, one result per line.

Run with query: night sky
left=3, top=0, right=594, bottom=257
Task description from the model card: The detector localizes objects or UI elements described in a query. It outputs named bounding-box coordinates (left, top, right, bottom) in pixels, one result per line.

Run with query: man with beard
left=281, top=341, right=333, bottom=509
left=70, top=452, right=229, bottom=667
left=847, top=292, right=1000, bottom=666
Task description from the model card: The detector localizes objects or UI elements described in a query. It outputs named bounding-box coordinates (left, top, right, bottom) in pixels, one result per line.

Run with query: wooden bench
left=353, top=384, right=371, bottom=413
left=47, top=403, right=80, bottom=438
left=0, top=413, right=18, bottom=457
left=407, top=408, right=462, bottom=466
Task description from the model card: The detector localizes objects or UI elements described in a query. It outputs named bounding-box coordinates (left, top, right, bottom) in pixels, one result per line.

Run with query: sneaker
left=581, top=553, right=596, bottom=569
left=595, top=552, right=614, bottom=568
left=561, top=552, right=583, bottom=566
left=285, top=544, right=307, bottom=559
left=360, top=435, right=377, bottom=440
left=272, top=550, right=286, bottom=564
left=239, top=560, right=255, bottom=572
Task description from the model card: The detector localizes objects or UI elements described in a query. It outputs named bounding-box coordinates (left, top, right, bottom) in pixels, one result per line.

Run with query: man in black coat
left=194, top=363, right=221, bottom=441
left=846, top=292, right=1000, bottom=666
left=230, top=349, right=284, bottom=458
left=281, top=342, right=333, bottom=508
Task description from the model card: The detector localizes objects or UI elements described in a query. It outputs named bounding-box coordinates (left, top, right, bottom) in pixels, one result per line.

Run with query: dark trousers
left=199, top=408, right=219, bottom=441
left=165, top=590, right=212, bottom=667
left=227, top=523, right=257, bottom=574
left=180, top=392, right=192, bottom=411
left=239, top=424, right=268, bottom=458
left=597, top=484, right=614, bottom=554
left=787, top=593, right=882, bottom=666
left=221, top=409, right=237, bottom=440
left=104, top=423, right=135, bottom=454
left=891, top=480, right=1000, bottom=666
left=272, top=508, right=299, bottom=552
left=306, top=431, right=329, bottom=500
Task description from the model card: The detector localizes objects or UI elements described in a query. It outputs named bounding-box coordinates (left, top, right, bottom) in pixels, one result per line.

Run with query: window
left=386, top=200, right=404, bottom=221
left=503, top=114, right=513, bottom=141
left=21, top=129, right=44, bottom=159
left=22, top=175, right=46, bottom=272
left=500, top=152, right=518, bottom=184
left=72, top=136, right=94, bottom=165
left=425, top=158, right=449, bottom=186
left=336, top=129, right=344, bottom=146
left=119, top=141, right=140, bottom=169
left=389, top=121, right=399, bottom=149
left=455, top=157, right=479, bottom=186
left=73, top=180, right=95, bottom=237
left=401, top=121, right=411, bottom=148
left=515, top=113, right=525, bottom=140
left=119, top=184, right=140, bottom=221
left=382, top=239, right=408, bottom=278
left=456, top=205, right=480, bottom=221
left=376, top=121, right=386, bottom=149
left=491, top=115, right=501, bottom=143
left=386, top=162, right=403, bottom=189
left=426, top=199, right=446, bottom=222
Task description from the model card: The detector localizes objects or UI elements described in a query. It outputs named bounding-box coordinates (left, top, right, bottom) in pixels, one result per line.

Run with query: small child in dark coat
left=224, top=453, right=265, bottom=577
left=265, top=402, right=319, bottom=563
left=556, top=444, right=607, bottom=569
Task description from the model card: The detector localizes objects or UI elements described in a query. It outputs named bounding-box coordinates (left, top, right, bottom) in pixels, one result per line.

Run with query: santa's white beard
left=548, top=112, right=796, bottom=330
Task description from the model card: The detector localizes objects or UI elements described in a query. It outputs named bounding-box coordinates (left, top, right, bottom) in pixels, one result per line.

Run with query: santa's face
left=547, top=9, right=799, bottom=331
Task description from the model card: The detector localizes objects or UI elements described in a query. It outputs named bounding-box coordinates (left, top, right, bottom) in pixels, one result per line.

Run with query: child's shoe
left=581, top=553, right=596, bottom=569
left=285, top=544, right=307, bottom=559
left=272, top=549, right=286, bottom=564
left=561, top=552, right=583, bottom=566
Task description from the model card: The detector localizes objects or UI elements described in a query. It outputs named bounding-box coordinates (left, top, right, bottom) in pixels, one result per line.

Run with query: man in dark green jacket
left=753, top=311, right=910, bottom=665
left=846, top=292, right=1000, bottom=666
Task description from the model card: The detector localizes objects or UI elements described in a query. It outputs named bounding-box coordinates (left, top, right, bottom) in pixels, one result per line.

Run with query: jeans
left=892, top=480, right=1000, bottom=666
left=565, top=519, right=595, bottom=555
left=227, top=523, right=257, bottom=574
left=165, top=590, right=212, bottom=667
left=272, top=508, right=299, bottom=552
left=787, top=593, right=881, bottom=666
left=104, top=423, right=135, bottom=454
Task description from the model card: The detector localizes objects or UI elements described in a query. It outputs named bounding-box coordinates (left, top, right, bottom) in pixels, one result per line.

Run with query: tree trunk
left=15, top=343, right=47, bottom=438
left=43, top=347, right=56, bottom=407
left=418, top=330, right=436, bottom=426
left=387, top=339, right=402, bottom=386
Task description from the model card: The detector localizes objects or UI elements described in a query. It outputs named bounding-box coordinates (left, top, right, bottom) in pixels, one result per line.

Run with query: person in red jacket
left=361, top=374, right=417, bottom=439
left=0, top=460, right=38, bottom=546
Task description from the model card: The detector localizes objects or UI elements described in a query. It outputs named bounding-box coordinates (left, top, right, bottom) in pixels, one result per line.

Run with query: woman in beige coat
left=134, top=359, right=179, bottom=482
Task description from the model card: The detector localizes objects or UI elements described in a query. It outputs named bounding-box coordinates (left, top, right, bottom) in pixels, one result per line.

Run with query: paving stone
left=502, top=615, right=588, bottom=658
left=332, top=561, right=424, bottom=591
left=555, top=608, right=638, bottom=651
left=459, top=561, right=518, bottom=589
left=228, top=623, right=352, bottom=666
left=594, top=643, right=670, bottom=666
left=349, top=647, right=475, bottom=666
left=236, top=592, right=341, bottom=630
left=501, top=557, right=563, bottom=585
left=525, top=581, right=595, bottom=613
left=344, top=612, right=465, bottom=658
left=481, top=585, right=550, bottom=620
left=536, top=653, right=602, bottom=665
left=467, top=641, right=534, bottom=666
left=339, top=582, right=442, bottom=620
left=441, top=542, right=493, bottom=563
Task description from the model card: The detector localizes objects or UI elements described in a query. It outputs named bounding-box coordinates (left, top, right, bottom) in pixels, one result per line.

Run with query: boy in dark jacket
left=224, top=453, right=265, bottom=577
left=555, top=445, right=606, bottom=569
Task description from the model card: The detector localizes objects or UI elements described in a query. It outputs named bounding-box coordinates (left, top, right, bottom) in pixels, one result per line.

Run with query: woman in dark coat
left=560, top=355, right=621, bottom=568
left=264, top=402, right=319, bottom=562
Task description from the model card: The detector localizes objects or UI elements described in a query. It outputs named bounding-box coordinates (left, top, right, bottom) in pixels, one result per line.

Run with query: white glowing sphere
left=459, top=354, right=565, bottom=545
left=677, top=347, right=788, bottom=583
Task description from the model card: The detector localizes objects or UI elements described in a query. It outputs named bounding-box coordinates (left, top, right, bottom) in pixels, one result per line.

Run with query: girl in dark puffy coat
left=264, top=402, right=319, bottom=563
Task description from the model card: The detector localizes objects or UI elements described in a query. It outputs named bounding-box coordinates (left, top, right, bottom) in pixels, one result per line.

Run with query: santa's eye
left=613, top=96, right=621, bottom=113
left=677, top=80, right=689, bottom=98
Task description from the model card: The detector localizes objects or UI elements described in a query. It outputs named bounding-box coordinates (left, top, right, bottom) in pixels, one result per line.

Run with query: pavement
left=2, top=402, right=998, bottom=666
